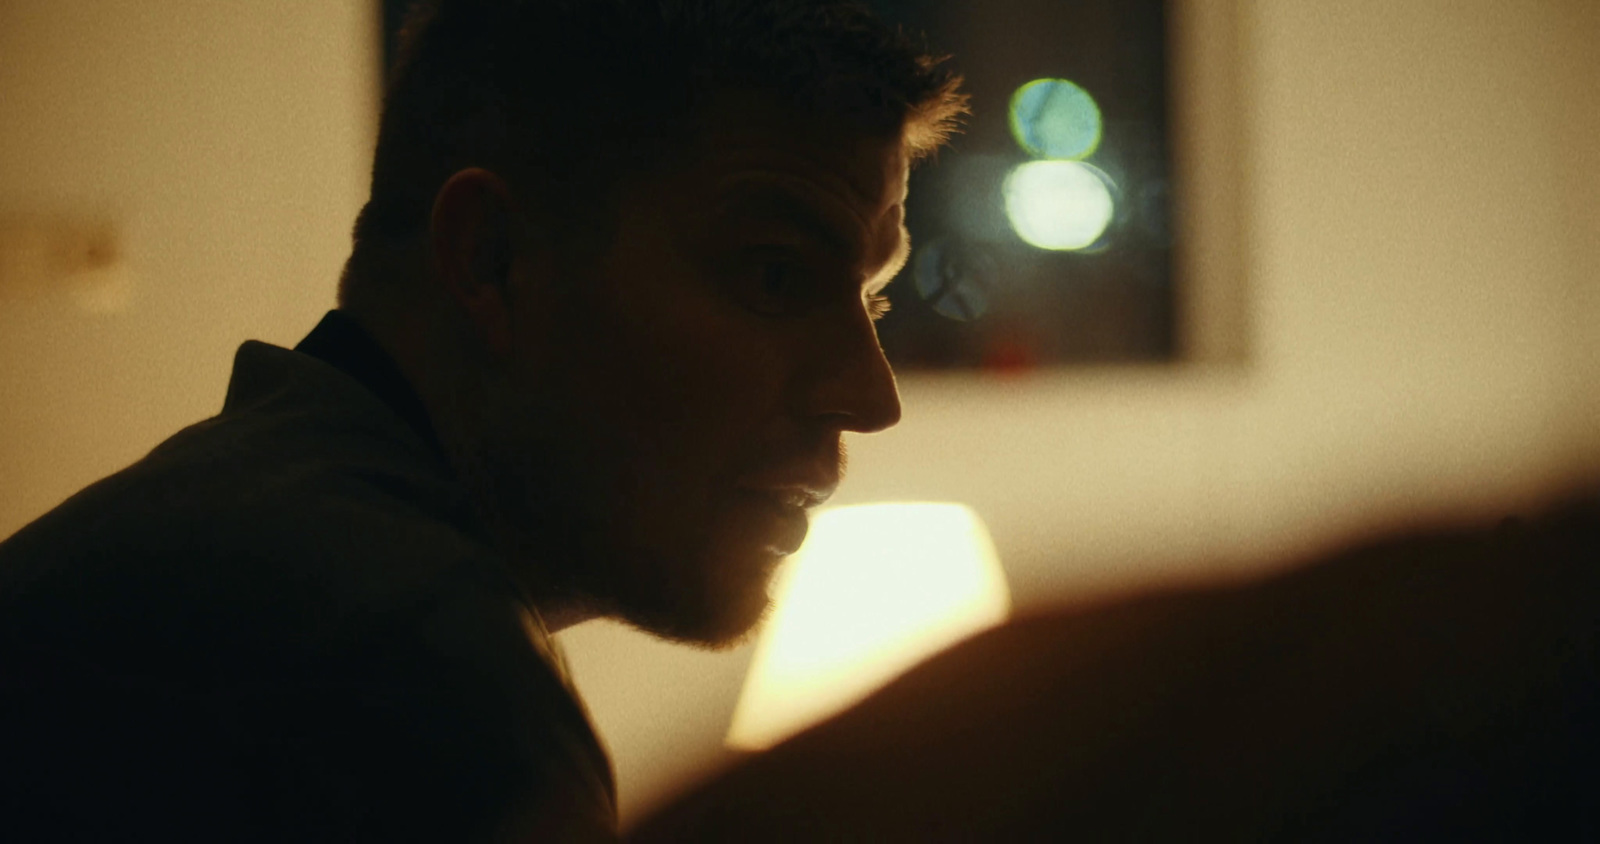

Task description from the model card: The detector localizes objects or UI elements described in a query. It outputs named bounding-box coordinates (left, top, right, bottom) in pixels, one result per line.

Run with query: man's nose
left=802, top=313, right=903, bottom=434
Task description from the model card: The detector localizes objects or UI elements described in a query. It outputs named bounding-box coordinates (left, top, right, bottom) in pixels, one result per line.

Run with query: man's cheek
left=647, top=344, right=764, bottom=428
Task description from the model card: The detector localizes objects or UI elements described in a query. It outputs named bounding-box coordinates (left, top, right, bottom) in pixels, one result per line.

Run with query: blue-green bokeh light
left=1008, top=78, right=1102, bottom=160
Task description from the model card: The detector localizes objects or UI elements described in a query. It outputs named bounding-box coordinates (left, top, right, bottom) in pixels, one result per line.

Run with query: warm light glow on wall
left=726, top=503, right=1010, bottom=751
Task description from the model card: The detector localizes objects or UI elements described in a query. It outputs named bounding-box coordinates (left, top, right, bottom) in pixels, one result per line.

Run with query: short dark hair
left=339, top=0, right=967, bottom=307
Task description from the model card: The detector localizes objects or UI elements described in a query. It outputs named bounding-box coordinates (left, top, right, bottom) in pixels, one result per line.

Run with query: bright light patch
left=1009, top=78, right=1102, bottom=160
left=726, top=503, right=1010, bottom=751
left=1003, top=160, right=1115, bottom=251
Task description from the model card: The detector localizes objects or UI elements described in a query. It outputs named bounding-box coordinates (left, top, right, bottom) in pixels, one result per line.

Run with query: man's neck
left=352, top=304, right=608, bottom=634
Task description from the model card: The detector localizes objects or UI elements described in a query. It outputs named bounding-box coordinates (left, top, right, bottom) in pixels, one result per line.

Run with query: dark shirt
left=0, top=312, right=617, bottom=841
left=294, top=310, right=446, bottom=462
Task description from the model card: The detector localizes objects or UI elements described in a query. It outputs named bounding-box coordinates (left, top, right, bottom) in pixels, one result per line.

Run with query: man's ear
left=429, top=167, right=529, bottom=358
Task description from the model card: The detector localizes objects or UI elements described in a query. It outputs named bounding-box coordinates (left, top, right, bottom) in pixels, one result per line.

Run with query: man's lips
left=734, top=489, right=814, bottom=556
left=734, top=475, right=838, bottom=511
left=732, top=465, right=838, bottom=555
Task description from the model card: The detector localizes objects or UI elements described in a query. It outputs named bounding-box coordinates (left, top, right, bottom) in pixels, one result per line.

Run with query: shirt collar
left=294, top=310, right=448, bottom=463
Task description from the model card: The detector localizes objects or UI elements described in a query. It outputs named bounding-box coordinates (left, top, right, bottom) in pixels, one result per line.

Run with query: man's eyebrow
left=714, top=185, right=910, bottom=290
left=713, top=186, right=856, bottom=258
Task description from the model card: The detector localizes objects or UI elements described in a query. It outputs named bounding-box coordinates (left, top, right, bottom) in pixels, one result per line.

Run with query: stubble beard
left=442, top=361, right=778, bottom=648
left=439, top=358, right=613, bottom=626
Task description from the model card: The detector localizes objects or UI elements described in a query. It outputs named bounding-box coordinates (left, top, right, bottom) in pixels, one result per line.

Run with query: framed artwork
left=867, top=0, right=1176, bottom=370
left=379, top=0, right=1178, bottom=370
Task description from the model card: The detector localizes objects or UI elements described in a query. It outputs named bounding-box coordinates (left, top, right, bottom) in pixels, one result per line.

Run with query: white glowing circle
left=1003, top=160, right=1115, bottom=251
left=726, top=502, right=1010, bottom=751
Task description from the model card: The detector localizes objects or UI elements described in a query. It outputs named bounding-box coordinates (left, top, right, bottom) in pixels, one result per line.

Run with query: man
left=0, top=0, right=966, bottom=839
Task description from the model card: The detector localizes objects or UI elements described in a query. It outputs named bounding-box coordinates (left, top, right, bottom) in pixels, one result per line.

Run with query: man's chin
left=627, top=588, right=773, bottom=651
left=610, top=551, right=782, bottom=650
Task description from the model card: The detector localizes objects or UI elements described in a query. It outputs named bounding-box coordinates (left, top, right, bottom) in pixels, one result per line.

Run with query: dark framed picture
left=379, top=0, right=1177, bottom=371
left=867, top=0, right=1176, bottom=371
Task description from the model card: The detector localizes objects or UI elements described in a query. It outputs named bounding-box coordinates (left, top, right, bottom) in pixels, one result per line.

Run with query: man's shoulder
left=0, top=339, right=490, bottom=661
left=0, top=363, right=619, bottom=836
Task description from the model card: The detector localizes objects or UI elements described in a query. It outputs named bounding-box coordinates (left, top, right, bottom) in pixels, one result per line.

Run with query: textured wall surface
left=0, top=0, right=377, bottom=537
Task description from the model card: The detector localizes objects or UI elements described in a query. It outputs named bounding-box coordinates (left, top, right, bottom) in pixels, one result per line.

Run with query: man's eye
left=730, top=252, right=819, bottom=317
left=866, top=293, right=892, bottom=321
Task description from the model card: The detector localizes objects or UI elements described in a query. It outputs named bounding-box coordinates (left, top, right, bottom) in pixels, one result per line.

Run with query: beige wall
left=0, top=0, right=378, bottom=535
left=1, top=0, right=1595, bottom=828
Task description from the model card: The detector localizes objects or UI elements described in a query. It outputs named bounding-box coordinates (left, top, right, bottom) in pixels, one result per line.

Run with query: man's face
left=492, top=93, right=910, bottom=646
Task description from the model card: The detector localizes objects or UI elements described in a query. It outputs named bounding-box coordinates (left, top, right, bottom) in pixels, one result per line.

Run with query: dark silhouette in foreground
left=633, top=487, right=1598, bottom=841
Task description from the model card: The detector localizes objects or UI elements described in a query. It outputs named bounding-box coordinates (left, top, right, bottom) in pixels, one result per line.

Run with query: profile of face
left=450, top=92, right=910, bottom=647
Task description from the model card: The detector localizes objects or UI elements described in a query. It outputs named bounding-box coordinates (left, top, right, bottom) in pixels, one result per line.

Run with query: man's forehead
left=685, top=88, right=911, bottom=208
